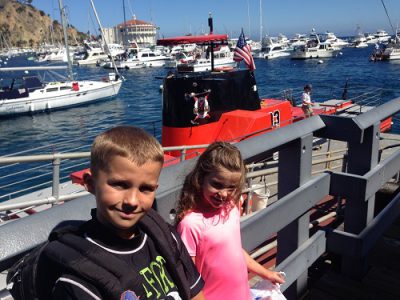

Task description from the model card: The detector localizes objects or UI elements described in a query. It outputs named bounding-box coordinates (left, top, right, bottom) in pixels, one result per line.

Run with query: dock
left=1, top=99, right=400, bottom=299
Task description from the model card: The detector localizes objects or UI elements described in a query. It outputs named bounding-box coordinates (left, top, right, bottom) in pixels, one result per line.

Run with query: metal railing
left=1, top=98, right=400, bottom=299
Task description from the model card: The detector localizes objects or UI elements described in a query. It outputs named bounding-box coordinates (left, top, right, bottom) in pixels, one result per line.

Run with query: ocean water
left=1, top=46, right=400, bottom=200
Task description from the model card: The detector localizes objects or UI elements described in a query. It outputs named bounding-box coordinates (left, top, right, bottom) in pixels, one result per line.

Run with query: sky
left=33, top=0, right=400, bottom=40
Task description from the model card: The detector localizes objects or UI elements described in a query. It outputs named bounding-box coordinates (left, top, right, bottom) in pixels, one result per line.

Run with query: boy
left=42, top=126, right=205, bottom=300
left=301, top=84, right=315, bottom=118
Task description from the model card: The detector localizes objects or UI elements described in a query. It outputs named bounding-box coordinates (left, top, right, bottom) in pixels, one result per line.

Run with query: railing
left=1, top=98, right=400, bottom=299
left=0, top=143, right=348, bottom=220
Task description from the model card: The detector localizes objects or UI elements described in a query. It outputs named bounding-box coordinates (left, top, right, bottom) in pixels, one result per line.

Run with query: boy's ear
left=83, top=171, right=95, bottom=194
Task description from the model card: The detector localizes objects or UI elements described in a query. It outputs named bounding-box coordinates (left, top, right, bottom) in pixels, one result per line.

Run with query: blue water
left=1, top=46, right=400, bottom=200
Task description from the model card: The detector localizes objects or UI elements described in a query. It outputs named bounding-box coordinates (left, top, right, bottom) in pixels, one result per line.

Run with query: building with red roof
left=103, top=15, right=157, bottom=47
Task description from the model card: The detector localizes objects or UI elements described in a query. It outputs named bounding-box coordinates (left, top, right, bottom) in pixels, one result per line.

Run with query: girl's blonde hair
left=175, top=141, right=246, bottom=224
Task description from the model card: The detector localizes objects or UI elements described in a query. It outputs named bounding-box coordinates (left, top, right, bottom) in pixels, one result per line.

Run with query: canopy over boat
left=157, top=34, right=228, bottom=46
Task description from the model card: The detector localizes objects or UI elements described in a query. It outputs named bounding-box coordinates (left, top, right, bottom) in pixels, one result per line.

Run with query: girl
left=175, top=142, right=285, bottom=300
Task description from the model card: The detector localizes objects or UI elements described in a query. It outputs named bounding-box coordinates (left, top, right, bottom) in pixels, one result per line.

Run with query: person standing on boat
left=301, top=84, right=315, bottom=117
left=175, top=142, right=285, bottom=300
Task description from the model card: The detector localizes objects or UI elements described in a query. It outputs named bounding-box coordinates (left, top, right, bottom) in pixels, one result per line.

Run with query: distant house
left=103, top=15, right=157, bottom=47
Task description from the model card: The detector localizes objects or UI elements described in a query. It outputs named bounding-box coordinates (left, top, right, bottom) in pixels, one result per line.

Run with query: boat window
left=60, top=86, right=71, bottom=91
left=93, top=53, right=98, bottom=56
left=149, top=53, right=156, bottom=57
left=46, top=87, right=59, bottom=92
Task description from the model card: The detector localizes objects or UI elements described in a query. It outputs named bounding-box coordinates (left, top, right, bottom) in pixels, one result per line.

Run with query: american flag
left=233, top=30, right=255, bottom=71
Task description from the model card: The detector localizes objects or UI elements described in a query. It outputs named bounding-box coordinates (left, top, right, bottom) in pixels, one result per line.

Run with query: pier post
left=52, top=156, right=61, bottom=203
left=342, top=123, right=380, bottom=278
left=276, top=133, right=313, bottom=299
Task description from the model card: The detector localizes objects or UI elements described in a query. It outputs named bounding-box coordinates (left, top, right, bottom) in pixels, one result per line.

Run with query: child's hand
left=265, top=270, right=286, bottom=284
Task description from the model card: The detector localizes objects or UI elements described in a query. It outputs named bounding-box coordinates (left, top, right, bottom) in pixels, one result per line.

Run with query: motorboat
left=0, top=0, right=123, bottom=117
left=351, top=25, right=370, bottom=48
left=103, top=48, right=146, bottom=69
left=177, top=45, right=236, bottom=72
left=136, top=48, right=169, bottom=67
left=260, top=39, right=291, bottom=59
left=75, top=43, right=109, bottom=66
left=374, top=29, right=391, bottom=43
left=169, top=43, right=197, bottom=55
left=289, top=34, right=309, bottom=48
left=321, top=31, right=349, bottom=49
left=158, top=34, right=237, bottom=72
left=364, top=33, right=379, bottom=44
left=164, top=51, right=194, bottom=68
left=370, top=31, right=400, bottom=61
left=291, top=30, right=338, bottom=59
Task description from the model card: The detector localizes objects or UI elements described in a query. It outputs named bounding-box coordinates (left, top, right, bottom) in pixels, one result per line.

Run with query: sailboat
left=0, top=0, right=122, bottom=117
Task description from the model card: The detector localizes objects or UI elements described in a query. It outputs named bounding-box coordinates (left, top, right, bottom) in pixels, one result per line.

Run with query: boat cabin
left=0, top=76, right=42, bottom=100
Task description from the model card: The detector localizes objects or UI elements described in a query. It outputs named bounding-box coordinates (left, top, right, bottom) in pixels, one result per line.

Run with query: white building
left=112, top=16, right=157, bottom=47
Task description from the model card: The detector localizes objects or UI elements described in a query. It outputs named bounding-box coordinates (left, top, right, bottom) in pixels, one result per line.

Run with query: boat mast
left=208, top=13, right=215, bottom=71
left=259, top=0, right=263, bottom=43
left=57, top=0, right=74, bottom=81
left=89, top=0, right=120, bottom=77
left=122, top=0, right=127, bottom=47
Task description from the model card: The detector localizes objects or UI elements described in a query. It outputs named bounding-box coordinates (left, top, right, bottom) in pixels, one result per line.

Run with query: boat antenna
left=57, top=0, right=74, bottom=81
left=89, top=0, right=121, bottom=79
left=380, top=0, right=396, bottom=36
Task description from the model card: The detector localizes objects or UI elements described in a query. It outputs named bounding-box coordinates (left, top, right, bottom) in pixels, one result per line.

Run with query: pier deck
left=305, top=214, right=400, bottom=300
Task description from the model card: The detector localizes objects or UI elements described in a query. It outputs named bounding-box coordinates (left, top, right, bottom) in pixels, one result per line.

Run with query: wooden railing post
left=276, top=133, right=314, bottom=299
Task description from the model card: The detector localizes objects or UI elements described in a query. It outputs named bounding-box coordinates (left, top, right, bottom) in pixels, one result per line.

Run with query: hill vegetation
left=0, top=0, right=87, bottom=48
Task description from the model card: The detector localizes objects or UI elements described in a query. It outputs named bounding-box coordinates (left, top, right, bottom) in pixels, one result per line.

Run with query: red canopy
left=157, top=34, right=228, bottom=46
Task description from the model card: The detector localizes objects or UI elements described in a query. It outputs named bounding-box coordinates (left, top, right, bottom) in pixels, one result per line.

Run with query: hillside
left=0, top=0, right=87, bottom=48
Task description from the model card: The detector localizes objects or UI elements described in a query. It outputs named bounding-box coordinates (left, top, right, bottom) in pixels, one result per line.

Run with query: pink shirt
left=177, top=206, right=251, bottom=300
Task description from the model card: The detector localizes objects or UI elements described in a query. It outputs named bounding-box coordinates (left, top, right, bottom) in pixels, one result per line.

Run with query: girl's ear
left=83, top=171, right=95, bottom=194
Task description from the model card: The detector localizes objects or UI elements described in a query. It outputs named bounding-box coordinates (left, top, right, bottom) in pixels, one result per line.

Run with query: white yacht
left=364, top=33, right=378, bottom=44
left=351, top=33, right=369, bottom=48
left=136, top=48, right=169, bottom=67
left=164, top=52, right=194, bottom=68
left=177, top=45, right=236, bottom=72
left=291, top=30, right=338, bottom=59
left=76, top=44, right=109, bottom=66
left=372, top=31, right=400, bottom=60
left=260, top=38, right=291, bottom=59
left=289, top=34, right=309, bottom=48
left=322, top=31, right=349, bottom=49
left=374, top=29, right=391, bottom=43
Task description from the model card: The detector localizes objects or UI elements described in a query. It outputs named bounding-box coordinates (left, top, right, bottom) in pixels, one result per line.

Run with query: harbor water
left=1, top=45, right=400, bottom=200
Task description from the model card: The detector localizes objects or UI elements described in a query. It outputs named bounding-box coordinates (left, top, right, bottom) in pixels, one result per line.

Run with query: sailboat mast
left=122, top=0, right=127, bottom=47
left=259, top=0, right=263, bottom=43
left=57, top=0, right=74, bottom=81
left=89, top=0, right=120, bottom=77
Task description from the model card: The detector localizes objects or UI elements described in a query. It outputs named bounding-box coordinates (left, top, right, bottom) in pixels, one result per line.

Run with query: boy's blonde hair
left=175, top=141, right=246, bottom=224
left=90, top=126, right=164, bottom=176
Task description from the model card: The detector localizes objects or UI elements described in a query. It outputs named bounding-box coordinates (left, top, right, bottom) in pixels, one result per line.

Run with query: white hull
left=264, top=51, right=291, bottom=59
left=291, top=48, right=337, bottom=59
left=104, top=60, right=146, bottom=69
left=140, top=58, right=168, bottom=67
left=178, top=59, right=236, bottom=72
left=382, top=48, right=400, bottom=60
left=0, top=80, right=122, bottom=116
